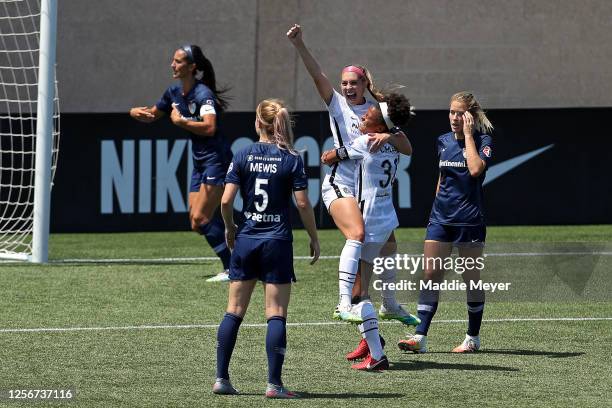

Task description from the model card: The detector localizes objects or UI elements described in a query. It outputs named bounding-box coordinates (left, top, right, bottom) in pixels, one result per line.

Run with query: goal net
left=0, top=0, right=59, bottom=261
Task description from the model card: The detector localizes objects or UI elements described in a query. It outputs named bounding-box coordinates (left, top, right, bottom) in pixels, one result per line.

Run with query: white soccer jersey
left=323, top=90, right=373, bottom=194
left=345, top=135, right=400, bottom=242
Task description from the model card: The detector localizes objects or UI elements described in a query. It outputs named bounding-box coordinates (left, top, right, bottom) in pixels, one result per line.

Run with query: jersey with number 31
left=345, top=135, right=400, bottom=242
left=225, top=142, right=307, bottom=241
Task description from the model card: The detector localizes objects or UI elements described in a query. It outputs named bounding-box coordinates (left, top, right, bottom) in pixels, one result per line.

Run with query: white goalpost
left=0, top=0, right=59, bottom=262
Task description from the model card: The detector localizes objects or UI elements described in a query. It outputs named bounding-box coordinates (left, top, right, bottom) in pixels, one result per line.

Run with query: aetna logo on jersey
left=244, top=211, right=281, bottom=222
left=249, top=162, right=278, bottom=173
left=439, top=159, right=467, bottom=168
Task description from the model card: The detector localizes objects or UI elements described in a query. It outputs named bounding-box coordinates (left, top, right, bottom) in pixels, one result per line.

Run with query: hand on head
left=463, top=111, right=474, bottom=136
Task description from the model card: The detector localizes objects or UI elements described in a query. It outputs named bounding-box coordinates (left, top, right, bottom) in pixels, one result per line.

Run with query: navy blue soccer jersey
left=429, top=132, right=493, bottom=226
left=225, top=142, right=308, bottom=241
left=156, top=82, right=230, bottom=167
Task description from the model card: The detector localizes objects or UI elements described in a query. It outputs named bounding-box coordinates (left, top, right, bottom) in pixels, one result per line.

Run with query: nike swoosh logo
left=483, top=144, right=554, bottom=186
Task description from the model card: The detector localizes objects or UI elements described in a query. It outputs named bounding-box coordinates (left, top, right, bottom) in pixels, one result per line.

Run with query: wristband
left=336, top=147, right=349, bottom=160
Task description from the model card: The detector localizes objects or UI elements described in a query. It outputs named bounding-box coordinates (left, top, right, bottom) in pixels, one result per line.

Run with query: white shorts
left=361, top=229, right=393, bottom=264
left=321, top=174, right=354, bottom=211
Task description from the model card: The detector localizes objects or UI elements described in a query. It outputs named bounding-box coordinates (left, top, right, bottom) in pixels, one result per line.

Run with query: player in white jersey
left=287, top=24, right=414, bottom=320
left=321, top=92, right=417, bottom=370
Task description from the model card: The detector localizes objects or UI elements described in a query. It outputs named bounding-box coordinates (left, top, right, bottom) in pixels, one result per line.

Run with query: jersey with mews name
left=346, top=135, right=400, bottom=241
left=429, top=132, right=493, bottom=226
left=225, top=142, right=307, bottom=241
left=156, top=82, right=230, bottom=167
left=325, top=90, right=373, bottom=190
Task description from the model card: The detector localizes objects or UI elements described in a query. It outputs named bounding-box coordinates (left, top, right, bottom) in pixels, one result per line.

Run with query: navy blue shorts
left=229, top=238, right=296, bottom=283
left=190, top=163, right=227, bottom=192
left=425, top=223, right=486, bottom=246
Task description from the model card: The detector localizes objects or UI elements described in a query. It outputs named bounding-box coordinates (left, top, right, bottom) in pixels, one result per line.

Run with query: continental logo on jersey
left=439, top=160, right=466, bottom=168
left=244, top=211, right=281, bottom=222
left=482, top=146, right=492, bottom=157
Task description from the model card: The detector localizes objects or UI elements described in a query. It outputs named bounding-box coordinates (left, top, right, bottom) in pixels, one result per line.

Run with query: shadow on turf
left=296, top=392, right=404, bottom=399
left=213, top=392, right=405, bottom=399
left=477, top=349, right=585, bottom=358
left=390, top=360, right=519, bottom=372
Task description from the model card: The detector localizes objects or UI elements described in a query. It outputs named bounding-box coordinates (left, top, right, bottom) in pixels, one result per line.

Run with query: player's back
left=225, top=142, right=307, bottom=241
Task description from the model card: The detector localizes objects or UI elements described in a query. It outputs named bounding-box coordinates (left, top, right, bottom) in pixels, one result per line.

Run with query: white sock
left=338, top=239, right=362, bottom=306
left=356, top=301, right=384, bottom=360
left=380, top=258, right=399, bottom=309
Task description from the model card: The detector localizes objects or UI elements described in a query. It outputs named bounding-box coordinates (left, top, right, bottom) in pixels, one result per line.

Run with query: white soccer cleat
left=206, top=270, right=230, bottom=282
left=333, top=303, right=363, bottom=323
left=212, top=378, right=239, bottom=395
left=397, top=334, right=428, bottom=354
left=452, top=335, right=481, bottom=353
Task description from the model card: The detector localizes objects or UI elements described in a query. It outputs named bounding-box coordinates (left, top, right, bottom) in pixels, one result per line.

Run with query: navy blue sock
left=266, top=316, right=287, bottom=386
left=216, top=312, right=242, bottom=380
left=466, top=288, right=485, bottom=336
left=415, top=288, right=439, bottom=335
left=198, top=215, right=231, bottom=270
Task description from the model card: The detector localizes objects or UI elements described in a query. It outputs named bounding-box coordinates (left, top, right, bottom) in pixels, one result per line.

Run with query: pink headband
left=342, top=65, right=365, bottom=78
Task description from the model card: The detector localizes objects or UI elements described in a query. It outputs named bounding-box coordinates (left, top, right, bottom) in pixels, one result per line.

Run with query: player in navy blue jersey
left=213, top=99, right=319, bottom=399
left=398, top=91, right=494, bottom=354
left=287, top=24, right=414, bottom=320
left=130, top=45, right=233, bottom=282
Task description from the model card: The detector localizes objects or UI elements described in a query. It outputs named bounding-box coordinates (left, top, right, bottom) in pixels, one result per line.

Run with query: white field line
left=2, top=251, right=611, bottom=265
left=27, top=250, right=612, bottom=264
left=1, top=317, right=611, bottom=334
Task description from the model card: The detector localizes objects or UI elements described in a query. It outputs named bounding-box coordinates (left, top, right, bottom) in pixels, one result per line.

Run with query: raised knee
left=192, top=214, right=212, bottom=231
left=346, top=229, right=365, bottom=243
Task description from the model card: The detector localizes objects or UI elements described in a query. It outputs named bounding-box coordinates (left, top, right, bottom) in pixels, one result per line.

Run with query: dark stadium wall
left=49, top=109, right=612, bottom=232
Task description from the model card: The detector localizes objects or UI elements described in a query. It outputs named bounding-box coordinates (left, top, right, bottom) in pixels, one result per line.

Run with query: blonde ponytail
left=256, top=99, right=297, bottom=155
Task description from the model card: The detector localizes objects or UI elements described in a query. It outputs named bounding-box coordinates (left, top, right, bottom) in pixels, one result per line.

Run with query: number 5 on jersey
left=254, top=178, right=269, bottom=211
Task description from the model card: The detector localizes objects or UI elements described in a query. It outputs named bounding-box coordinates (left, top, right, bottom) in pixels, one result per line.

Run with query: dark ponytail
left=188, top=45, right=231, bottom=113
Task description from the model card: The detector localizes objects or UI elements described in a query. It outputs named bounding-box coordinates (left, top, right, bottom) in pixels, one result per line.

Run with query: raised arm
left=368, top=130, right=413, bottom=155
left=287, top=24, right=334, bottom=105
left=293, top=189, right=320, bottom=264
left=462, top=111, right=486, bottom=177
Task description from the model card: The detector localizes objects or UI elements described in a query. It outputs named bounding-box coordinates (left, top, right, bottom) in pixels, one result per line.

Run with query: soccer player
left=129, top=45, right=233, bottom=282
left=213, top=99, right=320, bottom=398
left=321, top=92, right=418, bottom=370
left=398, top=91, right=493, bottom=354
left=287, top=24, right=413, bottom=320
